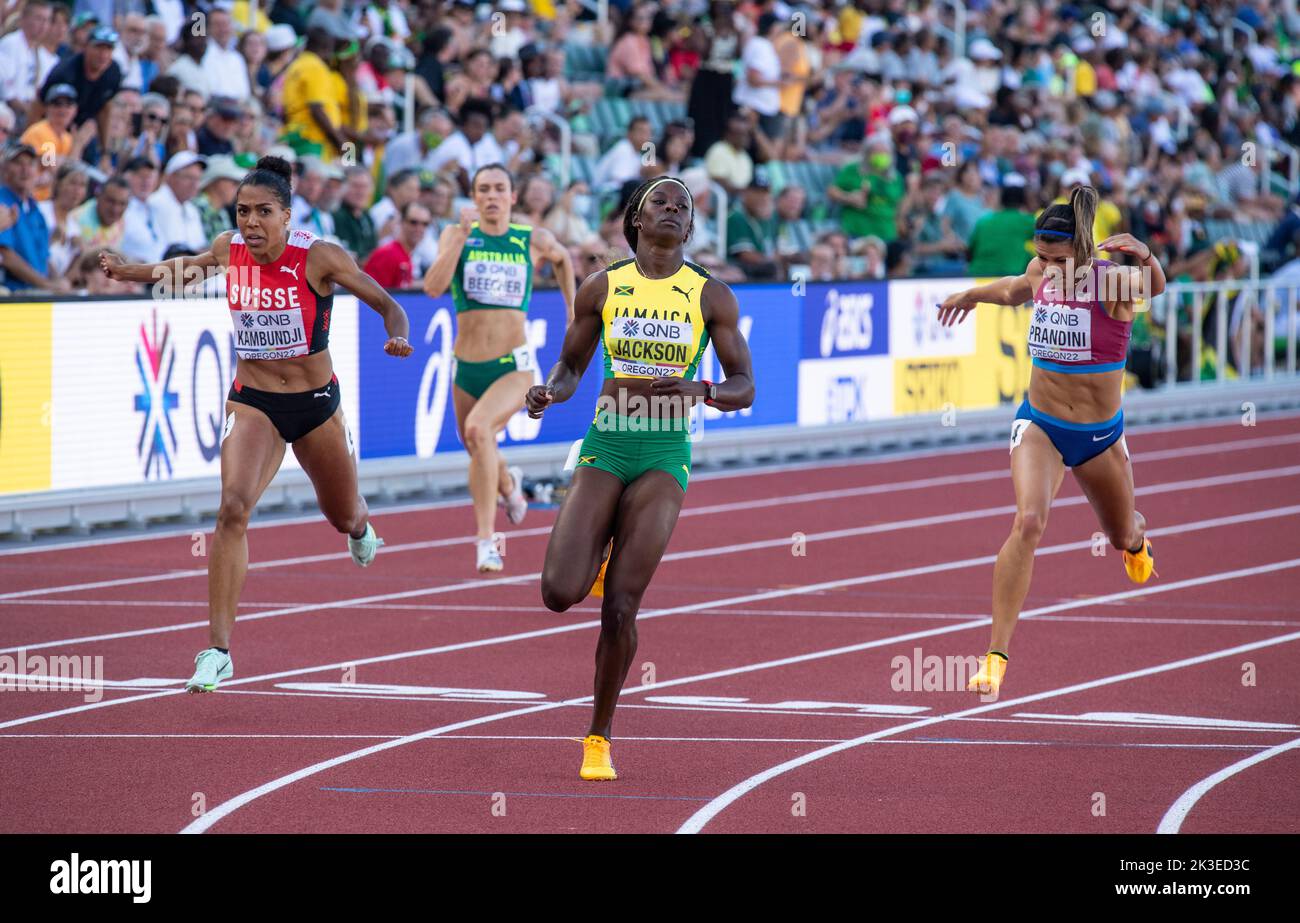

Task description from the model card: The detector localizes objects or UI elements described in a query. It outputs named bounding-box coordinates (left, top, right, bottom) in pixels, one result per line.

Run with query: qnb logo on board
left=133, top=308, right=179, bottom=479
left=819, top=289, right=874, bottom=358
left=49, top=854, right=151, bottom=903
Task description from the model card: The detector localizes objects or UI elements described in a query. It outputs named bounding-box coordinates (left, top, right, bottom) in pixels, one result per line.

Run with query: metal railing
left=1262, top=139, right=1300, bottom=199
left=1225, top=18, right=1257, bottom=52
left=1154, top=273, right=1300, bottom=387
left=937, top=0, right=967, bottom=58
left=710, top=180, right=729, bottom=259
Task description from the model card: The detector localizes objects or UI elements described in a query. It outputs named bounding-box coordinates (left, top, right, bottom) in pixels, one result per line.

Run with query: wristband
left=702, top=379, right=717, bottom=405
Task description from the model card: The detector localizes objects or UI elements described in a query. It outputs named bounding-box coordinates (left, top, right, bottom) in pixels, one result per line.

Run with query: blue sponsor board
left=359, top=290, right=603, bottom=459
left=359, top=284, right=801, bottom=459
left=801, top=281, right=890, bottom=359
left=697, top=283, right=798, bottom=432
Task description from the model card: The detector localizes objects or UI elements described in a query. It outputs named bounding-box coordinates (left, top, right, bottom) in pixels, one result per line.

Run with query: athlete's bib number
left=230, top=307, right=309, bottom=359
left=1028, top=301, right=1093, bottom=364
left=463, top=259, right=527, bottom=307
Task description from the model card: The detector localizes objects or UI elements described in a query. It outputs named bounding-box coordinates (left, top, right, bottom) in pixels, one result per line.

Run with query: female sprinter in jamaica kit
left=526, top=175, right=755, bottom=781
left=101, top=156, right=413, bottom=693
left=422, top=164, right=575, bottom=574
left=938, top=185, right=1165, bottom=696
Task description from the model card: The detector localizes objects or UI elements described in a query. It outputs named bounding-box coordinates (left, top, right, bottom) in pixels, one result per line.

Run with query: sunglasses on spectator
left=144, top=112, right=168, bottom=123
left=405, top=218, right=430, bottom=227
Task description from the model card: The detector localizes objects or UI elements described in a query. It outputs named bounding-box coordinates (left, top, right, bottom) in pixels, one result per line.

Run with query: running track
left=1, top=414, right=1298, bottom=834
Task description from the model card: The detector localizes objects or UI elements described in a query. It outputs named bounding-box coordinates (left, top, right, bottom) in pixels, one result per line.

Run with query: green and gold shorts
left=453, top=344, right=536, bottom=400
left=574, top=411, right=692, bottom=493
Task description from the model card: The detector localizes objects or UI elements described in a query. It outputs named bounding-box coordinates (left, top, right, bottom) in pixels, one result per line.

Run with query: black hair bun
left=255, top=155, right=293, bottom=182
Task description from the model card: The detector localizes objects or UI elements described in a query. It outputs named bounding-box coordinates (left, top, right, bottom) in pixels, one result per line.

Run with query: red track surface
left=1, top=415, right=1299, bottom=834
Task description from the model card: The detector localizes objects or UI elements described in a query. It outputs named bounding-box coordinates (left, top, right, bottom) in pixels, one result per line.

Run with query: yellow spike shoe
left=1123, top=538, right=1158, bottom=584
left=579, top=734, right=617, bottom=781
left=967, top=651, right=1008, bottom=695
left=589, top=541, right=612, bottom=599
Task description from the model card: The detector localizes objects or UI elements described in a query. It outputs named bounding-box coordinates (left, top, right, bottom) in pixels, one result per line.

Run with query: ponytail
left=1069, top=184, right=1098, bottom=268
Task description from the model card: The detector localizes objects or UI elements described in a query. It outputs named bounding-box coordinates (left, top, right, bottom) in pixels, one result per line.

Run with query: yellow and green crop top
left=601, top=258, right=711, bottom=380
left=450, top=222, right=533, bottom=313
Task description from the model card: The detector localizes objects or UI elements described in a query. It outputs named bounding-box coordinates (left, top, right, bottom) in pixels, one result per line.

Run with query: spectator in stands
left=21, top=83, right=95, bottom=202
left=426, top=99, right=502, bottom=195
left=270, top=0, right=308, bottom=34
left=0, top=1, right=58, bottom=119
left=130, top=92, right=170, bottom=164
left=648, top=120, right=694, bottom=177
left=261, top=24, right=301, bottom=113
left=594, top=116, right=654, bottom=194
left=370, top=167, right=420, bottom=242
left=44, top=3, right=72, bottom=62
left=166, top=23, right=209, bottom=97
left=727, top=172, right=779, bottom=281
left=0, top=104, right=14, bottom=151
left=608, top=2, right=679, bottom=101
left=39, top=163, right=88, bottom=278
left=0, top=144, right=66, bottom=292
left=386, top=106, right=453, bottom=175
left=887, top=104, right=921, bottom=176
left=119, top=154, right=163, bottom=263
left=1214, top=142, right=1285, bottom=222
left=164, top=96, right=198, bottom=162
left=516, top=174, right=555, bottom=230
left=142, top=17, right=173, bottom=83
left=444, top=47, right=502, bottom=116
left=194, top=155, right=243, bottom=241
left=944, top=159, right=990, bottom=244
left=363, top=201, right=430, bottom=288
left=734, top=12, right=785, bottom=149
left=291, top=157, right=335, bottom=238
left=40, top=25, right=123, bottom=131
left=774, top=184, right=810, bottom=270
left=420, top=175, right=457, bottom=236
left=196, top=98, right=242, bottom=158
left=545, top=179, right=595, bottom=248
left=70, top=174, right=130, bottom=252
left=115, top=13, right=149, bottom=91
left=281, top=13, right=345, bottom=158
left=829, top=132, right=904, bottom=243
left=687, top=0, right=740, bottom=159
left=897, top=170, right=967, bottom=277
left=966, top=173, right=1036, bottom=278
left=334, top=165, right=378, bottom=262
left=148, top=150, right=207, bottom=255
left=704, top=113, right=754, bottom=199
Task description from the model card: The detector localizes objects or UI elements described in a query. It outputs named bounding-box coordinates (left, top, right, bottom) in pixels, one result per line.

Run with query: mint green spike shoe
left=186, top=648, right=233, bottom=693
left=347, top=521, right=384, bottom=567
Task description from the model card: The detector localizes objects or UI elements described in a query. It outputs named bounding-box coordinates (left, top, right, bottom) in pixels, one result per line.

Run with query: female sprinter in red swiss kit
left=102, top=156, right=413, bottom=693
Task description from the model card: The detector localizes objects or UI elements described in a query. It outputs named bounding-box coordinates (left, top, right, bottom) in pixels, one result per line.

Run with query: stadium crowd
left=0, top=0, right=1298, bottom=379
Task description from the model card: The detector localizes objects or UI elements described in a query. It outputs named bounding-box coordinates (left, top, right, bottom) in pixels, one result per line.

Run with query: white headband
left=636, top=177, right=694, bottom=216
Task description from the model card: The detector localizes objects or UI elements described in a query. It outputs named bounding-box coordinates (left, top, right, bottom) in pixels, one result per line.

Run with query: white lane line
left=174, top=554, right=1300, bottom=834
left=3, top=509, right=1298, bottom=733
left=6, top=461, right=1297, bottom=657
left=1156, top=736, right=1300, bottom=833
left=674, top=630, right=1300, bottom=834
left=5, top=426, right=1296, bottom=598
left=0, top=733, right=1271, bottom=752
left=7, top=414, right=1293, bottom=559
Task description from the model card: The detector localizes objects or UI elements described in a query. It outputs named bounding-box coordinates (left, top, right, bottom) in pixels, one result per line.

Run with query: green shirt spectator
left=727, top=180, right=779, bottom=280
left=830, top=139, right=905, bottom=241
left=333, top=165, right=380, bottom=262
left=966, top=178, right=1036, bottom=277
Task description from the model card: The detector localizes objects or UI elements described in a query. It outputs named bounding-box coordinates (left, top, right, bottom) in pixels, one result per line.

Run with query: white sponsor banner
left=888, top=278, right=978, bottom=360
left=797, top=356, right=894, bottom=426
left=50, top=296, right=359, bottom=490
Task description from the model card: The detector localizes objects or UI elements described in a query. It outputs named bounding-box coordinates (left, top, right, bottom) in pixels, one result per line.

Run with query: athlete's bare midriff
left=597, top=377, right=695, bottom=422
left=233, top=351, right=335, bottom=392
left=455, top=308, right=528, bottom=362
left=1029, top=365, right=1124, bottom=423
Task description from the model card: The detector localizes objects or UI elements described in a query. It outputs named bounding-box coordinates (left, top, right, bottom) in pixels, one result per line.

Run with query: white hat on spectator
left=679, top=166, right=711, bottom=200
left=952, top=86, right=991, bottom=109
left=968, top=38, right=1002, bottom=61
left=1001, top=172, right=1027, bottom=189
left=500, top=0, right=528, bottom=11
left=887, top=105, right=918, bottom=126
left=202, top=155, right=245, bottom=187
left=1060, top=167, right=1091, bottom=188
left=265, top=24, right=302, bottom=54
left=165, top=150, right=207, bottom=175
